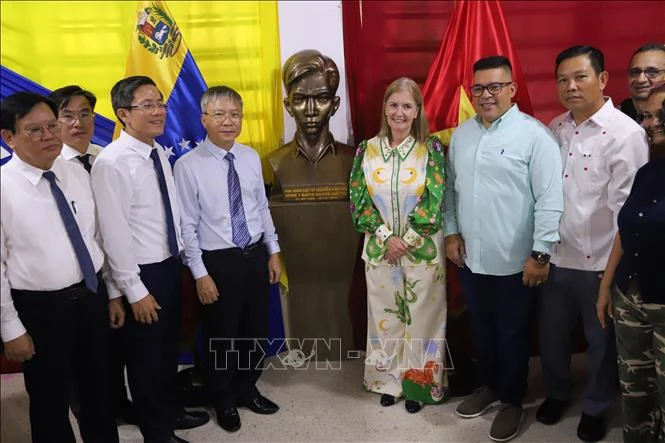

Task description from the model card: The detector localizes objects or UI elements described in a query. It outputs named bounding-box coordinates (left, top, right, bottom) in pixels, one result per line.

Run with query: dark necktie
left=42, top=171, right=98, bottom=293
left=149, top=149, right=179, bottom=256
left=77, top=154, right=92, bottom=173
left=225, top=152, right=251, bottom=248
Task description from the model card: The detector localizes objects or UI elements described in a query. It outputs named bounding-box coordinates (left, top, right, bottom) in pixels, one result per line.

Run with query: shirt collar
left=565, top=97, right=614, bottom=128
left=10, top=153, right=66, bottom=186
left=203, top=136, right=236, bottom=161
left=475, top=103, right=520, bottom=130
left=119, top=130, right=157, bottom=160
left=380, top=135, right=416, bottom=161
left=293, top=131, right=336, bottom=165
left=61, top=143, right=92, bottom=160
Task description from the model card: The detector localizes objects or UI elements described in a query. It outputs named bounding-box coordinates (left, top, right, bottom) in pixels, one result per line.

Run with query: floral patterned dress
left=349, top=134, right=448, bottom=403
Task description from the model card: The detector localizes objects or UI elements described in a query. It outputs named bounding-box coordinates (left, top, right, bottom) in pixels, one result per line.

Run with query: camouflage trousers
left=614, top=281, right=665, bottom=443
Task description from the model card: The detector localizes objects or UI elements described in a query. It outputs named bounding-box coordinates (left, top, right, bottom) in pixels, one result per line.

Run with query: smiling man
left=444, top=56, right=563, bottom=442
left=91, top=76, right=209, bottom=443
left=174, top=86, right=282, bottom=434
left=619, top=43, right=665, bottom=122
left=537, top=46, right=649, bottom=443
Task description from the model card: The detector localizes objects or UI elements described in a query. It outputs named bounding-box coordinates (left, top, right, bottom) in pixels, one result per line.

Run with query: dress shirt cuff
left=403, top=227, right=425, bottom=248
left=105, top=281, right=123, bottom=300
left=264, top=240, right=280, bottom=256
left=532, top=240, right=553, bottom=254
left=442, top=219, right=459, bottom=237
left=189, top=259, right=209, bottom=281
left=125, top=281, right=150, bottom=304
left=1, top=318, right=27, bottom=343
left=375, top=225, right=394, bottom=244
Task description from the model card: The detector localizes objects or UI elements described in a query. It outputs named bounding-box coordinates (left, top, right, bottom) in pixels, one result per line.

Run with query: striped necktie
left=225, top=152, right=251, bottom=248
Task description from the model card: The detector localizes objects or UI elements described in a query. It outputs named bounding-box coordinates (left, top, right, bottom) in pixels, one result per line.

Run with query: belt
left=12, top=272, right=101, bottom=300
left=204, top=237, right=264, bottom=258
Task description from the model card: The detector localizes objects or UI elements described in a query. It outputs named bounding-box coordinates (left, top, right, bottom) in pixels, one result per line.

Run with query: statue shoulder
left=267, top=142, right=296, bottom=170
left=334, top=141, right=356, bottom=157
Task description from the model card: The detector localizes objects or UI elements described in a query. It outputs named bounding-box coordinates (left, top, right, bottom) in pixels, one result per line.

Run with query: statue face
left=284, top=72, right=340, bottom=139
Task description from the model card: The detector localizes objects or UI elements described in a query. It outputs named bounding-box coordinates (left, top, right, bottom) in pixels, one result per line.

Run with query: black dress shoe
left=405, top=400, right=423, bottom=413
left=380, top=394, right=396, bottom=407
left=173, top=410, right=210, bottom=430
left=215, top=407, right=241, bottom=432
left=577, top=413, right=606, bottom=442
left=536, top=397, right=570, bottom=425
left=237, top=395, right=279, bottom=414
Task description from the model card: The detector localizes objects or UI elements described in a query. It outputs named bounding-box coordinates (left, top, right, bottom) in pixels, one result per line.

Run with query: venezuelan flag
left=124, top=1, right=208, bottom=165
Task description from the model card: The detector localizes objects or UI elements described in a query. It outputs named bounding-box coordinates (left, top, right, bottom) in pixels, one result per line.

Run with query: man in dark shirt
left=619, top=43, right=665, bottom=122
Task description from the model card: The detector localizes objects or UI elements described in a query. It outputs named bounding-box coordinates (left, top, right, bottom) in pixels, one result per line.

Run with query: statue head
left=282, top=49, right=341, bottom=141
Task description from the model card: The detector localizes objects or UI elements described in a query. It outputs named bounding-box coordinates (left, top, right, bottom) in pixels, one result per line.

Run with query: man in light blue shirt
left=174, top=86, right=281, bottom=435
left=443, top=56, right=563, bottom=442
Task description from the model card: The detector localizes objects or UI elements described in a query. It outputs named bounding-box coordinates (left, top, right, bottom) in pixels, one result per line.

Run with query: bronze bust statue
left=269, top=49, right=354, bottom=202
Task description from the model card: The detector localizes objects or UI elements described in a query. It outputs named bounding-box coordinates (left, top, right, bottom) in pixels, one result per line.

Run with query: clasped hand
left=385, top=236, right=410, bottom=265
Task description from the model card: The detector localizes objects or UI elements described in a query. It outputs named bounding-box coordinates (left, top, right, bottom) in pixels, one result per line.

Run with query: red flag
left=423, top=0, right=533, bottom=147
left=422, top=0, right=532, bottom=317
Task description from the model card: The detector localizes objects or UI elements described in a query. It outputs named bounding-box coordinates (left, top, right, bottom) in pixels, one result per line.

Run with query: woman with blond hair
left=349, top=77, right=448, bottom=413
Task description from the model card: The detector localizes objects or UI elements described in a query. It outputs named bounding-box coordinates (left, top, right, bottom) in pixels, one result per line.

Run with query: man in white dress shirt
left=0, top=92, right=120, bottom=442
left=91, top=76, right=209, bottom=443
left=536, top=46, right=649, bottom=442
left=49, top=85, right=137, bottom=425
left=174, top=86, right=282, bottom=433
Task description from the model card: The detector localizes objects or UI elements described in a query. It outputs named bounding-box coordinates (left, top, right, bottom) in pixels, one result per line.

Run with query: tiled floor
left=1, top=354, right=623, bottom=442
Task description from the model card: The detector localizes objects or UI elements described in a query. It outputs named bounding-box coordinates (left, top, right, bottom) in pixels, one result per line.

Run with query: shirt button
left=628, top=275, right=633, bottom=280
left=565, top=174, right=569, bottom=178
left=569, top=152, right=573, bottom=156
left=575, top=131, right=579, bottom=135
left=634, top=252, right=639, bottom=257
left=653, top=199, right=658, bottom=204
left=586, top=255, right=591, bottom=259
left=584, top=167, right=588, bottom=171
left=638, top=212, right=644, bottom=217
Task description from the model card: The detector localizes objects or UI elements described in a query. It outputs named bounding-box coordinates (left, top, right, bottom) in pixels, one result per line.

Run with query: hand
left=522, top=257, right=550, bottom=287
left=596, top=284, right=614, bottom=329
left=195, top=275, right=219, bottom=305
left=130, top=293, right=161, bottom=324
left=268, top=254, right=282, bottom=284
left=109, top=298, right=125, bottom=329
left=445, top=234, right=466, bottom=267
left=385, top=236, right=409, bottom=265
left=3, top=333, right=35, bottom=363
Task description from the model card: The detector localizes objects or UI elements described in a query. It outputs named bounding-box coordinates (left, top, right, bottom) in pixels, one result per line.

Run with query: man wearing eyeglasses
left=0, top=92, right=119, bottom=442
left=48, top=85, right=137, bottom=426
left=174, top=86, right=281, bottom=434
left=619, top=43, right=665, bottom=122
left=443, top=56, right=563, bottom=442
left=537, top=46, right=649, bottom=443
left=91, top=76, right=209, bottom=443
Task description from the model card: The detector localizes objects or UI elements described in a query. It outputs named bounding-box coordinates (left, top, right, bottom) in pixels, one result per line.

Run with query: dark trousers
left=539, top=265, right=618, bottom=416
left=12, top=278, right=118, bottom=443
left=202, top=241, right=270, bottom=409
left=109, top=324, right=130, bottom=412
left=123, top=256, right=182, bottom=442
left=459, top=267, right=535, bottom=406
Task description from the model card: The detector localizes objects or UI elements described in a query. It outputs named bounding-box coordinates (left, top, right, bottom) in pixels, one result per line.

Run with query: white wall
left=277, top=0, right=353, bottom=145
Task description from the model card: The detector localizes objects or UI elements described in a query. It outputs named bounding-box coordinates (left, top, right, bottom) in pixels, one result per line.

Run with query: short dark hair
left=1, top=92, right=58, bottom=133
left=555, top=45, right=605, bottom=75
left=473, top=56, right=513, bottom=75
left=48, top=85, right=97, bottom=112
left=632, top=43, right=665, bottom=58
left=111, top=76, right=160, bottom=126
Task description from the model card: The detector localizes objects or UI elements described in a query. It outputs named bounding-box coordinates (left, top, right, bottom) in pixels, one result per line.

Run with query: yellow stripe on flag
left=432, top=85, right=476, bottom=146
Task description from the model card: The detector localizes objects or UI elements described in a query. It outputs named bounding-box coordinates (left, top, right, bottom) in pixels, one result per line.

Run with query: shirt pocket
left=574, top=154, right=607, bottom=192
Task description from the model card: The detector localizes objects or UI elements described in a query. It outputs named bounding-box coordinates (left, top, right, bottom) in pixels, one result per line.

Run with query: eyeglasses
left=22, top=121, right=61, bottom=140
left=59, top=111, right=94, bottom=126
left=469, top=82, right=513, bottom=97
left=127, top=102, right=168, bottom=112
left=203, top=111, right=243, bottom=122
left=627, top=68, right=665, bottom=80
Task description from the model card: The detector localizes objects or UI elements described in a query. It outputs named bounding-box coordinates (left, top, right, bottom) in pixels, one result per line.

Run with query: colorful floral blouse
left=349, top=134, right=446, bottom=266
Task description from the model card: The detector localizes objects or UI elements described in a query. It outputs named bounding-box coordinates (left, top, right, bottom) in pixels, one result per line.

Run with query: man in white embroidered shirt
left=91, top=76, right=209, bottom=443
left=536, top=46, right=649, bottom=442
left=174, top=86, right=282, bottom=434
left=1, top=92, right=120, bottom=443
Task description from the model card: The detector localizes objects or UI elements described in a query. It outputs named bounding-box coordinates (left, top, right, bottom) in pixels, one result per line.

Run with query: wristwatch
left=531, top=250, right=551, bottom=265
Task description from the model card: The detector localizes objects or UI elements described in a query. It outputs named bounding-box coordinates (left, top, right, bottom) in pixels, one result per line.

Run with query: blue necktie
left=225, top=152, right=251, bottom=249
left=149, top=149, right=179, bottom=256
left=42, top=171, right=98, bottom=293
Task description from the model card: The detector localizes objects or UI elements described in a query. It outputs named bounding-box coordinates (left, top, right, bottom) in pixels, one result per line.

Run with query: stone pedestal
left=269, top=198, right=359, bottom=361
